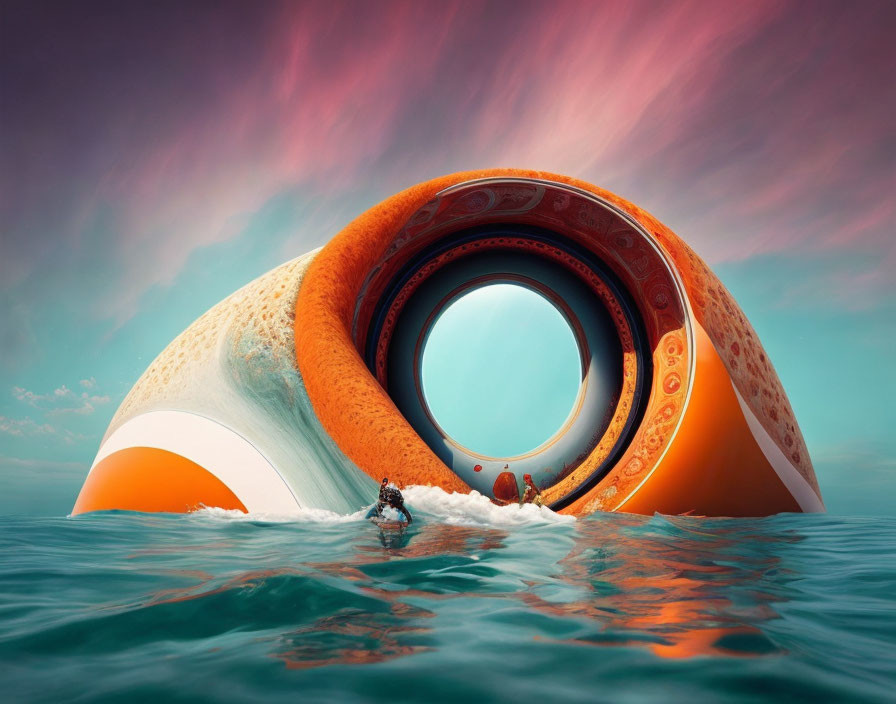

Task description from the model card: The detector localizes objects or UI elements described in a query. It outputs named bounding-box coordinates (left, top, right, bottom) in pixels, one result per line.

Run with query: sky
left=422, top=284, right=582, bottom=458
left=1, top=0, right=893, bottom=516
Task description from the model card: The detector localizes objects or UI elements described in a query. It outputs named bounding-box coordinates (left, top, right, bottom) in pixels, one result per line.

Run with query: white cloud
left=11, top=382, right=111, bottom=416
left=0, top=415, right=55, bottom=437
left=0, top=415, right=90, bottom=445
left=47, top=395, right=111, bottom=417
left=11, top=386, right=44, bottom=406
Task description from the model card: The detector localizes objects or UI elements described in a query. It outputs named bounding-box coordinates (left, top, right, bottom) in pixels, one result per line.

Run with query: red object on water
left=493, top=472, right=520, bottom=503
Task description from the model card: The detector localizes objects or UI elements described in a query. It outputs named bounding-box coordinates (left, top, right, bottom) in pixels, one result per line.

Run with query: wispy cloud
left=0, top=415, right=89, bottom=445
left=3, top=0, right=892, bottom=338
left=1, top=417, right=89, bottom=445
left=0, top=416, right=55, bottom=437
left=46, top=402, right=109, bottom=418
left=12, top=384, right=111, bottom=416
left=0, top=455, right=88, bottom=477
left=0, top=0, right=892, bottom=514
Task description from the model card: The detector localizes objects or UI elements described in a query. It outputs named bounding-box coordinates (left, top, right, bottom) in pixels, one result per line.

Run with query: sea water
left=1, top=487, right=894, bottom=703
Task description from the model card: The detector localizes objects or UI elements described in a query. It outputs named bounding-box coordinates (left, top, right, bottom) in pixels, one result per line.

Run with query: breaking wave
left=9, top=510, right=892, bottom=703
left=193, top=485, right=576, bottom=528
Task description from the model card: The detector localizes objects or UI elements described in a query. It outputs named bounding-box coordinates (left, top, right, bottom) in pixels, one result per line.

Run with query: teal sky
left=421, top=284, right=582, bottom=458
left=1, top=1, right=893, bottom=516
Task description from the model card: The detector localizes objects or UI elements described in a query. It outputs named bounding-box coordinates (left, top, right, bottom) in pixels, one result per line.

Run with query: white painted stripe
left=732, top=385, right=825, bottom=513
left=91, top=410, right=301, bottom=514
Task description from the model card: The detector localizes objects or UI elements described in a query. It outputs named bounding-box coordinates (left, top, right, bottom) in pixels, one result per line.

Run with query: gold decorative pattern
left=109, top=252, right=317, bottom=438
left=351, top=179, right=693, bottom=507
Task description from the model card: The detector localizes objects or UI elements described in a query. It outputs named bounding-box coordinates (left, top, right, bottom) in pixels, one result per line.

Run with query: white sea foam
left=194, top=505, right=367, bottom=524
left=194, top=485, right=575, bottom=528
left=378, top=505, right=405, bottom=522
left=402, top=485, right=576, bottom=527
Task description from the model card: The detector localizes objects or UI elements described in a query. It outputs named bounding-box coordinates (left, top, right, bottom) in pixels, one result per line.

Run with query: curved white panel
left=91, top=410, right=301, bottom=514
left=732, top=386, right=825, bottom=513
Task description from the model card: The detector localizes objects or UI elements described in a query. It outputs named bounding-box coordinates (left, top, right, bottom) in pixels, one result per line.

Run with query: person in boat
left=377, top=477, right=413, bottom=524
left=521, top=473, right=544, bottom=507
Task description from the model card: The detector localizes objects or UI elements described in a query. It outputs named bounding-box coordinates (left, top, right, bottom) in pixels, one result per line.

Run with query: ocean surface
left=1, top=487, right=894, bottom=704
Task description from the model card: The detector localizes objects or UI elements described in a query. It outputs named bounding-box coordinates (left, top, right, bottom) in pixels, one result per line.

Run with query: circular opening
left=420, top=282, right=583, bottom=458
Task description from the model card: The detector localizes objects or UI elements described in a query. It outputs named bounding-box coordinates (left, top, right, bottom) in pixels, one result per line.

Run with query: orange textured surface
left=71, top=447, right=247, bottom=515
left=540, top=177, right=818, bottom=496
left=550, top=325, right=690, bottom=513
left=294, top=168, right=650, bottom=492
left=346, top=177, right=694, bottom=511
left=658, top=238, right=818, bottom=493
left=294, top=168, right=817, bottom=514
left=614, top=324, right=799, bottom=516
left=294, top=172, right=493, bottom=492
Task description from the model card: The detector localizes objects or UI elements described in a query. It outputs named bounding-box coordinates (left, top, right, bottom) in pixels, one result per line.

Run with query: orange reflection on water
left=519, top=516, right=789, bottom=658
left=275, top=602, right=436, bottom=670
left=131, top=517, right=793, bottom=669
left=285, top=517, right=791, bottom=666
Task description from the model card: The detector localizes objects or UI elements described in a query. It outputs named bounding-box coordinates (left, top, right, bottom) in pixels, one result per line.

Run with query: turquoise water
left=1, top=492, right=894, bottom=703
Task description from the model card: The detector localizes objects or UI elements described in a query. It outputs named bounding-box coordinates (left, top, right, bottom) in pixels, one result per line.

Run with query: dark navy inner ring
left=364, top=224, right=652, bottom=508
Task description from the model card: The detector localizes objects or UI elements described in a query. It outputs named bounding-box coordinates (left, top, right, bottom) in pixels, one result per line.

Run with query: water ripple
left=0, top=510, right=893, bottom=703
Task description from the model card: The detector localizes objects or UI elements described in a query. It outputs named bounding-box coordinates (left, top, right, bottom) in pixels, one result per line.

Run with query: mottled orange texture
left=294, top=173, right=477, bottom=491
left=72, top=447, right=247, bottom=515
left=568, top=324, right=802, bottom=517
left=294, top=168, right=819, bottom=514
left=296, top=169, right=622, bottom=491
left=295, top=169, right=606, bottom=490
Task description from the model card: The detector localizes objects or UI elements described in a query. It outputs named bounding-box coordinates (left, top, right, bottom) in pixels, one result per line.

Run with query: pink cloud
left=84, top=2, right=469, bottom=324
left=4, top=0, right=893, bottom=328
left=463, top=2, right=781, bottom=176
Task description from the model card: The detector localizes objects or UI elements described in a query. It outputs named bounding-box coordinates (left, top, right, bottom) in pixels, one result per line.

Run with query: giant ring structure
left=73, top=169, right=824, bottom=517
